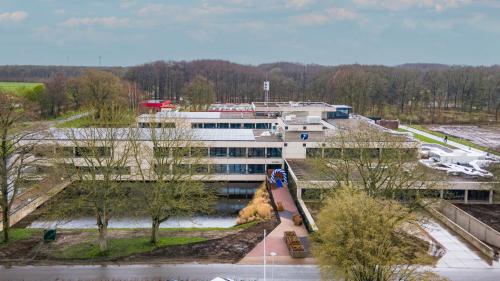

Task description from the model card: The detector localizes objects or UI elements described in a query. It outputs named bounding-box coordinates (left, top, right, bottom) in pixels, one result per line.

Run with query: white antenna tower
left=264, top=73, right=270, bottom=104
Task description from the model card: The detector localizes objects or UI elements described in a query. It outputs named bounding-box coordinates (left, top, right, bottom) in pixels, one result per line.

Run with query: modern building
left=23, top=101, right=496, bottom=203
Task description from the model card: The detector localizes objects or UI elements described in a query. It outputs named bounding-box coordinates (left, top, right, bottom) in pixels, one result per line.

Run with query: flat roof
left=29, top=128, right=260, bottom=142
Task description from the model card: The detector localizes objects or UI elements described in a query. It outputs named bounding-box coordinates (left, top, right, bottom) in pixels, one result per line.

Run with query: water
left=27, top=197, right=250, bottom=229
left=29, top=216, right=239, bottom=229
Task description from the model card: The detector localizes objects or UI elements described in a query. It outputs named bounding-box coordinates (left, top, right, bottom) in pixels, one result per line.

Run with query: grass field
left=0, top=82, right=43, bottom=97
left=51, top=236, right=207, bottom=259
left=0, top=82, right=43, bottom=92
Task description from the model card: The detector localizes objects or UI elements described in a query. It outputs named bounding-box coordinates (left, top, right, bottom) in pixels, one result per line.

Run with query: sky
left=1, top=0, right=500, bottom=66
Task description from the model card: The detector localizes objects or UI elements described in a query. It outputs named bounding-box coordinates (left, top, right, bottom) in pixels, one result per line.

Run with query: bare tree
left=0, top=93, right=39, bottom=242
left=129, top=118, right=215, bottom=245
left=56, top=107, right=132, bottom=252
left=312, top=122, right=436, bottom=201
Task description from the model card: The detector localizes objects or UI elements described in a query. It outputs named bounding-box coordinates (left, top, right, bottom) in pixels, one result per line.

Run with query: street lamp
left=270, top=251, right=277, bottom=281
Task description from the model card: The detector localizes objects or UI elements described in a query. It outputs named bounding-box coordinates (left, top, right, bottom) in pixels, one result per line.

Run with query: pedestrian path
left=239, top=185, right=315, bottom=265
left=423, top=219, right=500, bottom=269
left=400, top=125, right=487, bottom=155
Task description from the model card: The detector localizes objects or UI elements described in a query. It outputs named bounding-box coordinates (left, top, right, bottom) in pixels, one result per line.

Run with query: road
left=0, top=264, right=319, bottom=281
left=2, top=264, right=500, bottom=281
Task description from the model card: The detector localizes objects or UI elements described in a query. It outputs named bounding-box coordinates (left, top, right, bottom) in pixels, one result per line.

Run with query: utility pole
left=263, top=229, right=267, bottom=281
left=98, top=55, right=102, bottom=67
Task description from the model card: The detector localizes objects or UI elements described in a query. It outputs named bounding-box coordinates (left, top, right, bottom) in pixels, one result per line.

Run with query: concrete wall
left=426, top=204, right=497, bottom=259
left=438, top=201, right=500, bottom=250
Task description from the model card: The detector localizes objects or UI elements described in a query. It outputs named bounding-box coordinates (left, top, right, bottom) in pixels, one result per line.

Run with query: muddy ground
left=427, top=125, right=500, bottom=153
left=0, top=219, right=278, bottom=265
left=454, top=203, right=500, bottom=233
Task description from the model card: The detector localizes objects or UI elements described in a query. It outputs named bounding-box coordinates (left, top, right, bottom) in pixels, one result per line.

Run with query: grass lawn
left=51, top=236, right=207, bottom=259
left=0, top=82, right=43, bottom=93
left=398, top=128, right=453, bottom=147
left=0, top=228, right=42, bottom=245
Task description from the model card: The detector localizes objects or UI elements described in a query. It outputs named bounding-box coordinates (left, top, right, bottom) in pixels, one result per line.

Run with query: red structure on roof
left=140, top=100, right=176, bottom=110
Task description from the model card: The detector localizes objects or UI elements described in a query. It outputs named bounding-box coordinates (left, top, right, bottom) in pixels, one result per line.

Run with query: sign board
left=263, top=81, right=270, bottom=91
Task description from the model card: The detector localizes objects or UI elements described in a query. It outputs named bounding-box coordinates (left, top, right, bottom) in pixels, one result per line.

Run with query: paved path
left=422, top=219, right=500, bottom=269
left=400, top=125, right=487, bottom=155
left=239, top=185, right=315, bottom=265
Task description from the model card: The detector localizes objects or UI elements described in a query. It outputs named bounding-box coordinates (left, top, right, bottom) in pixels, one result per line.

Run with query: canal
left=18, top=181, right=259, bottom=229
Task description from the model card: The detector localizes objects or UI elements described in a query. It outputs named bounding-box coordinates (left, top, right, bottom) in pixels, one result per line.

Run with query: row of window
left=191, top=123, right=272, bottom=129
left=305, top=148, right=417, bottom=159
left=154, top=147, right=282, bottom=158
left=155, top=164, right=268, bottom=175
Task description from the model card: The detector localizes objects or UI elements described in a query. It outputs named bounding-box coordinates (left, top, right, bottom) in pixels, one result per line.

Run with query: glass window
left=191, top=147, right=208, bottom=157
left=247, top=147, right=265, bottom=158
left=191, top=123, right=203, bottom=128
left=172, top=147, right=190, bottom=158
left=162, top=122, right=175, bottom=128
left=266, top=147, right=282, bottom=158
left=154, top=164, right=171, bottom=175
left=228, top=164, right=246, bottom=174
left=210, top=147, right=227, bottom=157
left=75, top=147, right=110, bottom=157
left=210, top=164, right=227, bottom=174
left=192, top=164, right=208, bottom=174
left=324, top=148, right=342, bottom=158
left=229, top=147, right=246, bottom=157
left=217, top=123, right=229, bottom=128
left=256, top=123, right=270, bottom=129
left=230, top=123, right=242, bottom=129
left=344, top=148, right=361, bottom=159
left=55, top=146, right=74, bottom=157
left=247, top=164, right=265, bottom=174
left=243, top=123, right=256, bottom=129
left=153, top=147, right=169, bottom=157
left=204, top=123, right=216, bottom=128
left=172, top=164, right=191, bottom=174
left=306, top=148, right=322, bottom=158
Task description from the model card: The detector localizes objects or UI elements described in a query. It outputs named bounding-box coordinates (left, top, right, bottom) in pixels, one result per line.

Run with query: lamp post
left=263, top=229, right=266, bottom=281
left=270, top=251, right=277, bottom=281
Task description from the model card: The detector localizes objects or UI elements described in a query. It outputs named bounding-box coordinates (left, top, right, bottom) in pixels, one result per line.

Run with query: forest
left=0, top=61, right=499, bottom=124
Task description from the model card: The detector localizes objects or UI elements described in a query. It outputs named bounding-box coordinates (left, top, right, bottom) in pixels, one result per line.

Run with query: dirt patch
left=123, top=220, right=278, bottom=263
left=0, top=220, right=278, bottom=265
left=454, top=204, right=500, bottom=233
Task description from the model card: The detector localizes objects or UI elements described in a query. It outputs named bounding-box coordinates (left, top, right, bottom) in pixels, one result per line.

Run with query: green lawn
left=0, top=82, right=43, bottom=92
left=0, top=228, right=42, bottom=245
left=52, top=236, right=207, bottom=259
left=398, top=128, right=452, bottom=147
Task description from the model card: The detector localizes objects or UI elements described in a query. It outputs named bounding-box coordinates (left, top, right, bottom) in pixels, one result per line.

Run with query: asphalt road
left=0, top=264, right=320, bottom=281
left=2, top=264, right=500, bottom=281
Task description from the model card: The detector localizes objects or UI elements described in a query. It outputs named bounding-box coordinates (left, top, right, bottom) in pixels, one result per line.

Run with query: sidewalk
left=239, top=185, right=315, bottom=265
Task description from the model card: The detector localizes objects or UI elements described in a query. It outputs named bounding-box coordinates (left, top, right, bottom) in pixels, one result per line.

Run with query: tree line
left=1, top=61, right=499, bottom=123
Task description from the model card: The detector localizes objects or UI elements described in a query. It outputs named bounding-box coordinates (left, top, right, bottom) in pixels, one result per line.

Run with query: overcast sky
left=1, top=0, right=499, bottom=66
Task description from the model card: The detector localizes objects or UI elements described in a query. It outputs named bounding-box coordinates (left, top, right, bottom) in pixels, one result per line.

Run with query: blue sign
left=300, top=132, right=308, bottom=141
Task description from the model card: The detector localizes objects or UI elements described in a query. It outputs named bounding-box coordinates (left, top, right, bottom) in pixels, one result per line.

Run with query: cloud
left=59, top=17, right=131, bottom=28
left=0, top=11, right=27, bottom=23
left=137, top=3, right=234, bottom=22
left=352, top=0, right=471, bottom=11
left=120, top=0, right=137, bottom=9
left=54, top=9, right=65, bottom=16
left=286, top=0, right=315, bottom=9
left=293, top=7, right=358, bottom=25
